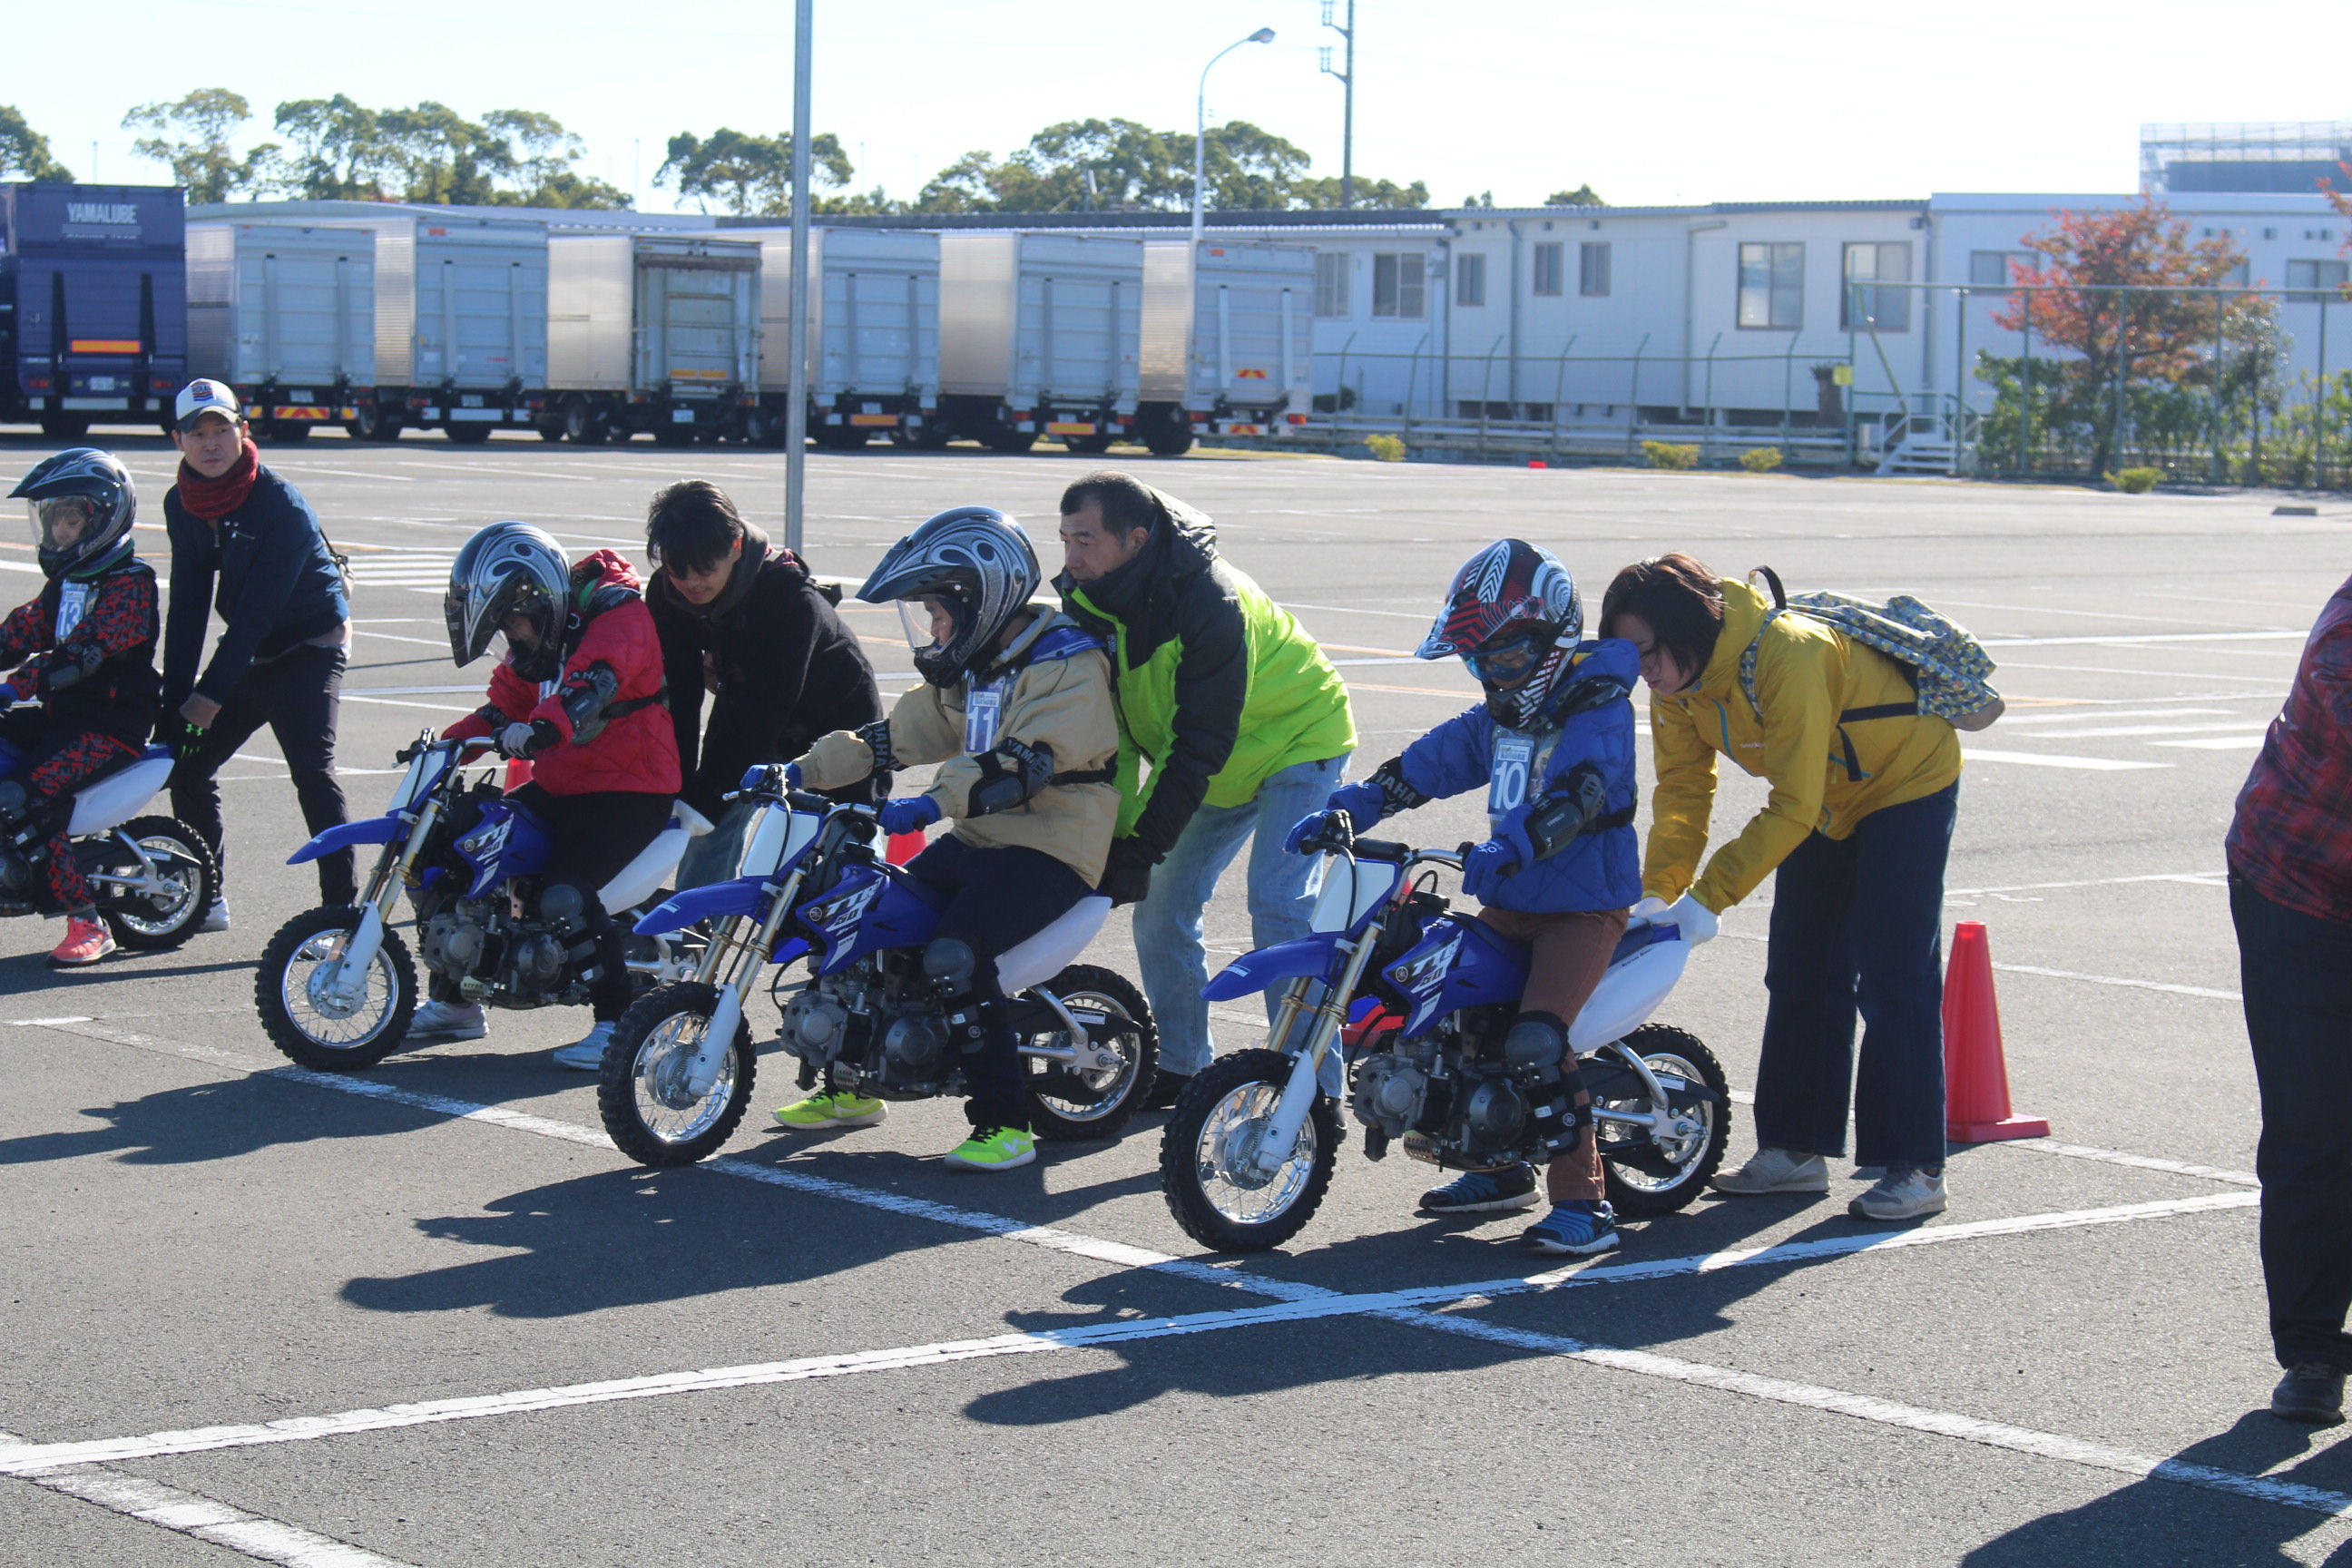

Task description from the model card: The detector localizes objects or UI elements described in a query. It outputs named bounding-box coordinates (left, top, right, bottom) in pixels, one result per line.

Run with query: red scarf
left=176, top=437, right=261, bottom=522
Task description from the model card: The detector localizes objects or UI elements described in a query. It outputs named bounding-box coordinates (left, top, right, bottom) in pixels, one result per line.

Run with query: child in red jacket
left=418, top=523, right=681, bottom=1066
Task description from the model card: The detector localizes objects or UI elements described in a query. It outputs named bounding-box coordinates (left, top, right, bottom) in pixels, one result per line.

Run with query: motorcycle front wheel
left=1594, top=1024, right=1731, bottom=1217
left=254, top=906, right=418, bottom=1071
left=598, top=983, right=757, bottom=1167
left=1022, top=965, right=1157, bottom=1142
left=1159, top=1048, right=1339, bottom=1253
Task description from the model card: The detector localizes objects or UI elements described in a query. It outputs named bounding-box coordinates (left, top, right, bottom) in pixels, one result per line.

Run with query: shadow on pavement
left=0, top=1070, right=451, bottom=1169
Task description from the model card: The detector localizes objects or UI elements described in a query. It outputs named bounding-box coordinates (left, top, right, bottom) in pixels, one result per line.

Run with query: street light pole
left=1319, top=0, right=1355, bottom=209
left=1192, top=27, right=1276, bottom=251
left=784, top=0, right=812, bottom=554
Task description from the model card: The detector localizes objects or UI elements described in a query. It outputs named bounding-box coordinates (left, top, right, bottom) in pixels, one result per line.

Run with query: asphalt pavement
left=1, top=430, right=2346, bottom=1566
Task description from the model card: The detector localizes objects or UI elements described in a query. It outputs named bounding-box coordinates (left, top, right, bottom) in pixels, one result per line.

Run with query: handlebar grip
left=1346, top=838, right=1411, bottom=864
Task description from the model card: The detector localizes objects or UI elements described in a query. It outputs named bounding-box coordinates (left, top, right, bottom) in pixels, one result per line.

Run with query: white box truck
left=185, top=221, right=375, bottom=441
left=936, top=231, right=1141, bottom=454
left=544, top=233, right=760, bottom=445
left=734, top=226, right=940, bottom=448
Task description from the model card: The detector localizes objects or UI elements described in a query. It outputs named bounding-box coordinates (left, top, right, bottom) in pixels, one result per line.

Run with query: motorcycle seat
left=65, top=750, right=176, bottom=837
left=996, top=894, right=1112, bottom=995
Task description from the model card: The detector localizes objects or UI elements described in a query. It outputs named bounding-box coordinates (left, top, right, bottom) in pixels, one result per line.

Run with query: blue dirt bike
left=1160, top=818, right=1728, bottom=1252
left=254, top=733, right=709, bottom=1070
left=598, top=765, right=1155, bottom=1167
left=0, top=734, right=214, bottom=949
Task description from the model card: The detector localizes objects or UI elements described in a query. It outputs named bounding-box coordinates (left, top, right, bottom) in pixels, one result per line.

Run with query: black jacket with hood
left=650, top=524, right=884, bottom=818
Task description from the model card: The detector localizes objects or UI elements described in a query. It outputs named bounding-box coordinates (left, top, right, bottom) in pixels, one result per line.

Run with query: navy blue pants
left=1751, top=782, right=1956, bottom=1170
left=2233, top=874, right=2352, bottom=1372
left=906, top=834, right=1090, bottom=1132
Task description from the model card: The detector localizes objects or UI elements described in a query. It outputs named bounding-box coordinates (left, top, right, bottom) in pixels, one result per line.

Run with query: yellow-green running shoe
left=772, top=1091, right=888, bottom=1130
left=943, top=1124, right=1035, bottom=1171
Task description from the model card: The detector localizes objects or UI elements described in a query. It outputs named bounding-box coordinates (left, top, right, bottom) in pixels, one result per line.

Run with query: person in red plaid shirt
left=2228, top=568, right=2352, bottom=1426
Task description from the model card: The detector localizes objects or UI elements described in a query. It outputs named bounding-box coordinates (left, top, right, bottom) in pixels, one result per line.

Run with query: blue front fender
left=1200, top=933, right=1345, bottom=1002
left=634, top=875, right=769, bottom=936
left=289, top=816, right=400, bottom=866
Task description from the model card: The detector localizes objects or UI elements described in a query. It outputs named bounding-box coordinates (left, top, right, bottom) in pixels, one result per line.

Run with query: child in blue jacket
left=1290, top=540, right=1640, bottom=1256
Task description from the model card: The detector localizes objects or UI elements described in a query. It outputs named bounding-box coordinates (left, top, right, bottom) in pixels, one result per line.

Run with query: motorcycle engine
left=781, top=989, right=852, bottom=1067
left=1450, top=1074, right=1530, bottom=1159
left=510, top=928, right=566, bottom=991
left=879, top=1007, right=947, bottom=1073
left=1350, top=1049, right=1432, bottom=1140
left=420, top=906, right=491, bottom=983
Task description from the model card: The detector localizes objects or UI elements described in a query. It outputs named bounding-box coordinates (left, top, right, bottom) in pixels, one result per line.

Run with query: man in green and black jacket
left=1054, top=472, right=1355, bottom=1105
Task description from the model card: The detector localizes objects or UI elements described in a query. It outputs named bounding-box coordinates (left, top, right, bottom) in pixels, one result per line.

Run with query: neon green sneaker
left=772, top=1091, right=888, bottom=1130
left=943, top=1124, right=1036, bottom=1171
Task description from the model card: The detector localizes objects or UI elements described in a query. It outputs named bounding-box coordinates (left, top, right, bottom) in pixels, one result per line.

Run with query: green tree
left=0, top=104, right=73, bottom=181
left=272, top=95, right=388, bottom=199
left=908, top=117, right=1401, bottom=214
left=1289, top=174, right=1426, bottom=209
left=123, top=88, right=276, bottom=202
left=1544, top=183, right=1604, bottom=206
left=377, top=101, right=505, bottom=204
left=658, top=128, right=852, bottom=216
left=480, top=110, right=629, bottom=209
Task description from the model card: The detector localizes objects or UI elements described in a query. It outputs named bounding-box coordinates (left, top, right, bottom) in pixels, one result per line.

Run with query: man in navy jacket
left=161, top=380, right=355, bottom=923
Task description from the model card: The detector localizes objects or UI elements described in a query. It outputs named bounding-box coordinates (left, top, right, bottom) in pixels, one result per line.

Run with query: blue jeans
left=1134, top=752, right=1349, bottom=1092
left=1751, top=782, right=1956, bottom=1170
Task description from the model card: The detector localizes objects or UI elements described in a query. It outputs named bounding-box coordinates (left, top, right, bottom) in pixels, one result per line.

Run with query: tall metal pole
left=1319, top=0, right=1356, bottom=208
left=784, top=0, right=812, bottom=554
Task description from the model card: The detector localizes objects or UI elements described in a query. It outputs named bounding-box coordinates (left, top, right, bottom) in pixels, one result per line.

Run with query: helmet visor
left=897, top=594, right=960, bottom=662
left=30, top=496, right=97, bottom=556
left=1465, top=630, right=1548, bottom=689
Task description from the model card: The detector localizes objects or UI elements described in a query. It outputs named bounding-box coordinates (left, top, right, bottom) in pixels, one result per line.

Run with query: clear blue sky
left=9, top=0, right=2347, bottom=211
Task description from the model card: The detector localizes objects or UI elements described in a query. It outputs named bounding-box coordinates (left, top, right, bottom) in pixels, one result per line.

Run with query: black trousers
left=2233, top=874, right=2352, bottom=1372
left=170, top=644, right=355, bottom=906
left=514, top=784, right=672, bottom=1023
left=906, top=835, right=1090, bottom=1132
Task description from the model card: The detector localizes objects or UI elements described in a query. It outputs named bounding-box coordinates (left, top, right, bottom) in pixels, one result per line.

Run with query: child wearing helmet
left=785, top=506, right=1122, bottom=1171
left=1, top=450, right=164, bottom=966
left=1288, top=539, right=1642, bottom=1256
left=425, top=522, right=681, bottom=1067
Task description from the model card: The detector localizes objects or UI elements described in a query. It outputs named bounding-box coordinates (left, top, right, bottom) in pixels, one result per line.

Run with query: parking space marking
left=1958, top=749, right=2172, bottom=771
left=2003, top=1141, right=2259, bottom=1188
left=2150, top=735, right=2269, bottom=750
left=17, top=1465, right=421, bottom=1568
left=1994, top=963, right=2240, bottom=1002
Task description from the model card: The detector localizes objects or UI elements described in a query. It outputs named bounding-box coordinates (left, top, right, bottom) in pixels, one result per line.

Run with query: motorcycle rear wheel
left=598, top=983, right=757, bottom=1167
left=1159, top=1048, right=1339, bottom=1253
left=255, top=906, right=418, bottom=1071
left=95, top=816, right=216, bottom=950
left=1022, top=965, right=1156, bottom=1142
left=1595, top=1024, right=1731, bottom=1217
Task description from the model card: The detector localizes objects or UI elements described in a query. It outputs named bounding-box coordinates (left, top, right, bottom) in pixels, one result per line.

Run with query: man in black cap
left=161, top=378, right=355, bottom=927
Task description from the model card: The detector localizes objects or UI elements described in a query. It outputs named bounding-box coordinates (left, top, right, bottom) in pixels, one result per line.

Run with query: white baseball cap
left=174, top=378, right=242, bottom=434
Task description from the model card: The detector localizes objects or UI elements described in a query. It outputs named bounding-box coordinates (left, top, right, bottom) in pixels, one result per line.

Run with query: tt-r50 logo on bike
left=1389, top=931, right=1463, bottom=1034
left=805, top=879, right=883, bottom=938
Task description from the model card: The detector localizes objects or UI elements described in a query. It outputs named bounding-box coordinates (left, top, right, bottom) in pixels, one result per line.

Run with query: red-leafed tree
left=1989, top=195, right=2266, bottom=472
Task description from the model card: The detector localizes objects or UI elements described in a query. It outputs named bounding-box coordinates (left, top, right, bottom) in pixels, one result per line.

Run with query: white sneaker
left=1848, top=1166, right=1946, bottom=1220
left=1710, top=1147, right=1830, bottom=1194
left=552, top=1022, right=615, bottom=1072
left=201, top=895, right=230, bottom=934
left=406, top=998, right=487, bottom=1044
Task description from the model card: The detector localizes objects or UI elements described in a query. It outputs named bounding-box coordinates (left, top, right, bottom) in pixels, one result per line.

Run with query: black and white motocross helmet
left=858, top=506, right=1041, bottom=687
left=445, top=521, right=571, bottom=681
left=9, top=448, right=137, bottom=580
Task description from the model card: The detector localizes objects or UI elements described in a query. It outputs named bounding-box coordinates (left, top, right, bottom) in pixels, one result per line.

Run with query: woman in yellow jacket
left=1600, top=554, right=1962, bottom=1220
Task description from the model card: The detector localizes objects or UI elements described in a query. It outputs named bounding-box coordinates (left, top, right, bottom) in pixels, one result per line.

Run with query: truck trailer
left=936, top=232, right=1142, bottom=454
left=543, top=232, right=760, bottom=445
left=0, top=182, right=186, bottom=438
left=1141, top=240, right=1316, bottom=455
left=736, top=226, right=940, bottom=448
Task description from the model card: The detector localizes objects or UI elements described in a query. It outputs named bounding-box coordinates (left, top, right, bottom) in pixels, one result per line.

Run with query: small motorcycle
left=254, top=734, right=709, bottom=1070
left=1161, top=825, right=1728, bottom=1252
left=0, top=735, right=215, bottom=950
left=600, top=767, right=1156, bottom=1167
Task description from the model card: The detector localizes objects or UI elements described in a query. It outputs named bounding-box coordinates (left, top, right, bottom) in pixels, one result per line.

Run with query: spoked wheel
left=255, top=906, right=418, bottom=1071
left=1593, top=1024, right=1730, bottom=1217
left=597, top=982, right=756, bottom=1167
left=1021, top=965, right=1156, bottom=1142
left=92, top=816, right=216, bottom=950
left=1159, top=1047, right=1339, bottom=1253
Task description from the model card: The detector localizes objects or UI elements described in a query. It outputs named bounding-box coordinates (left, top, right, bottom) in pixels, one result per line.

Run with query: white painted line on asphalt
left=1996, top=707, right=2239, bottom=726
left=2004, top=1142, right=2259, bottom=1189
left=1984, top=630, right=2308, bottom=649
left=2149, top=735, right=2269, bottom=750
left=18, top=1465, right=421, bottom=1568
left=2018, top=723, right=2263, bottom=740
left=1943, top=871, right=2226, bottom=897
left=1959, top=749, right=2172, bottom=771
left=1994, top=963, right=2240, bottom=1003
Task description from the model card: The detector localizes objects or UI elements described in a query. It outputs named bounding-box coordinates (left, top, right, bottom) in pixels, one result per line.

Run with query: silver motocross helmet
left=445, top=521, right=571, bottom=681
left=858, top=506, right=1041, bottom=687
left=10, top=448, right=138, bottom=580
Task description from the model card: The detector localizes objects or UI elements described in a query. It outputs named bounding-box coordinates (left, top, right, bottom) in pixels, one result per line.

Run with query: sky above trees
left=5, top=0, right=2345, bottom=212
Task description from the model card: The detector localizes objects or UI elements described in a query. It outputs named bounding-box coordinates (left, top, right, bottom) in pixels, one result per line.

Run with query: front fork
left=322, top=802, right=438, bottom=1005
left=1243, top=935, right=1381, bottom=1181
left=679, top=871, right=800, bottom=1096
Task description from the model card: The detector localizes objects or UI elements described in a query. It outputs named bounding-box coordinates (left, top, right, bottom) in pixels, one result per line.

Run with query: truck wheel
left=39, top=415, right=91, bottom=441
left=266, top=421, right=314, bottom=443
left=985, top=430, right=1037, bottom=455
left=348, top=404, right=403, bottom=442
left=1061, top=433, right=1116, bottom=455
left=444, top=422, right=492, bottom=445
left=1144, top=425, right=1195, bottom=458
left=564, top=399, right=609, bottom=446
left=653, top=424, right=695, bottom=447
left=815, top=426, right=870, bottom=450
left=537, top=423, right=564, bottom=443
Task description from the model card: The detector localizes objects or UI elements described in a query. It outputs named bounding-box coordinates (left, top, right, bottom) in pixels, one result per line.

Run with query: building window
left=1737, top=242, right=1803, bottom=329
left=1841, top=241, right=1911, bottom=330
left=1373, top=252, right=1426, bottom=318
left=2288, top=259, right=2349, bottom=303
left=1455, top=252, right=1487, bottom=308
left=1578, top=241, right=1610, bottom=297
left=2224, top=258, right=2252, bottom=287
left=1969, top=250, right=2034, bottom=287
left=1314, top=252, right=1350, bottom=318
left=1530, top=242, right=1564, bottom=297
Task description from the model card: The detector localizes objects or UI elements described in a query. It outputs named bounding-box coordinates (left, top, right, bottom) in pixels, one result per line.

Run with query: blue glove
left=739, top=761, right=801, bottom=793
left=1489, top=802, right=1539, bottom=872
left=1284, top=808, right=1348, bottom=855
left=1324, top=779, right=1387, bottom=833
left=1460, top=838, right=1523, bottom=902
left=877, top=795, right=942, bottom=836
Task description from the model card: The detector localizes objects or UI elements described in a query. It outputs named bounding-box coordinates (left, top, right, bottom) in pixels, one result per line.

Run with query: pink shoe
left=48, top=916, right=117, bottom=968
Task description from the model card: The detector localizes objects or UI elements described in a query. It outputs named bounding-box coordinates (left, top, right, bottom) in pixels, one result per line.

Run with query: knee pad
left=538, top=882, right=588, bottom=932
left=1506, top=1012, right=1590, bottom=1155
left=922, top=936, right=976, bottom=994
left=1503, top=1010, right=1569, bottom=1073
left=0, top=779, right=25, bottom=824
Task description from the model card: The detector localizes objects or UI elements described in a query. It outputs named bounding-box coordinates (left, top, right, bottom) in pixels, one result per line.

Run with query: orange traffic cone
left=503, top=757, right=533, bottom=790
left=1942, top=921, right=2049, bottom=1142
left=886, top=829, right=926, bottom=866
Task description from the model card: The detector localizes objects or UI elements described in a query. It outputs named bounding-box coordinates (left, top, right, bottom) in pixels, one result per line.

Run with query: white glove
left=1631, top=895, right=1671, bottom=921
left=1666, top=891, right=1719, bottom=946
left=497, top=721, right=538, bottom=760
